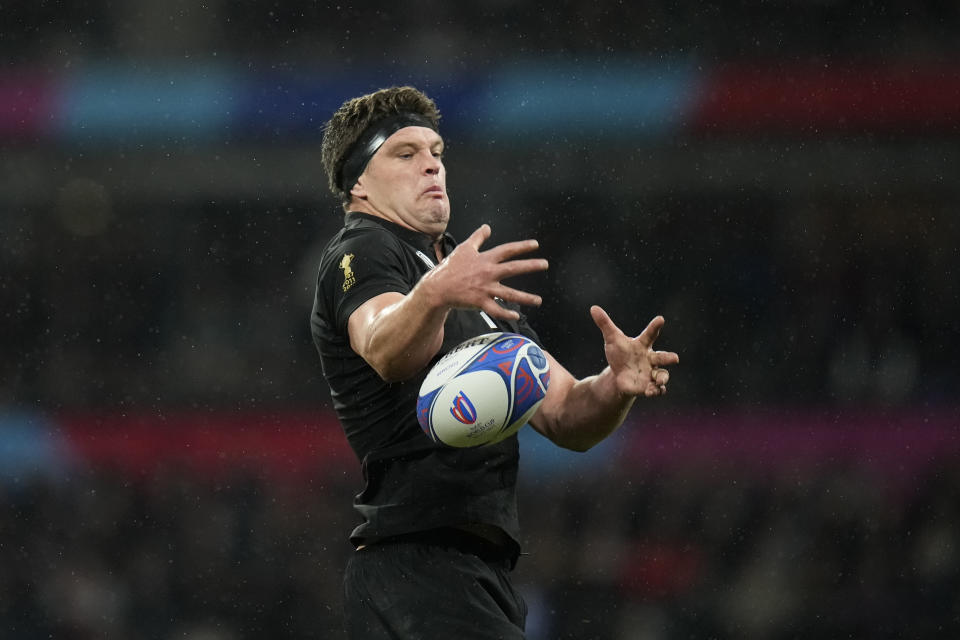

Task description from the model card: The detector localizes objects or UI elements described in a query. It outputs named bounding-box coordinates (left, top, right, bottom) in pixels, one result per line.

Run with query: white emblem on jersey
left=415, top=250, right=436, bottom=269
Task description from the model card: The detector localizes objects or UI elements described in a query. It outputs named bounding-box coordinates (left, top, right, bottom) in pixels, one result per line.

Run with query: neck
left=348, top=200, right=446, bottom=243
left=432, top=238, right=446, bottom=262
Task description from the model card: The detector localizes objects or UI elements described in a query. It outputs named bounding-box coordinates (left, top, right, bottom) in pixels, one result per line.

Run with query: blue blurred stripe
left=41, top=62, right=701, bottom=144
left=479, top=61, right=701, bottom=137
left=516, top=422, right=623, bottom=480
left=0, top=411, right=73, bottom=480
left=58, top=65, right=233, bottom=141
left=234, top=72, right=374, bottom=141
left=232, top=71, right=485, bottom=139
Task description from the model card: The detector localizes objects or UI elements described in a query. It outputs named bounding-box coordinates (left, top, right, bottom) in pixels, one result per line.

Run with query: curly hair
left=321, top=86, right=441, bottom=208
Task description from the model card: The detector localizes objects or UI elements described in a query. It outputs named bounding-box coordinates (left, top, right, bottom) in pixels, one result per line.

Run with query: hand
left=590, top=306, right=679, bottom=397
left=423, top=224, right=548, bottom=321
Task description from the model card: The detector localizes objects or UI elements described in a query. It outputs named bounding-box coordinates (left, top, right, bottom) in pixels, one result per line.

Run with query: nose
left=423, top=151, right=441, bottom=175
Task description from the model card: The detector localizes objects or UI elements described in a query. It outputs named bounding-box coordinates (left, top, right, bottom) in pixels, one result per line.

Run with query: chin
left=428, top=203, right=450, bottom=225
left=427, top=218, right=449, bottom=237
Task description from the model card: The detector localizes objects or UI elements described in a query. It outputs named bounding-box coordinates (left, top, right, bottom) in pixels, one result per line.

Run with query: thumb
left=465, top=224, right=491, bottom=250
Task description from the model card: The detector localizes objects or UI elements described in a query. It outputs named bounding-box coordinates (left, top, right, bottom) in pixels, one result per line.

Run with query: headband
left=339, top=112, right=439, bottom=192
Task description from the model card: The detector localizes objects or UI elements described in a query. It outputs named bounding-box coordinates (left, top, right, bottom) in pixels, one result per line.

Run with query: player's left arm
left=529, top=306, right=679, bottom=452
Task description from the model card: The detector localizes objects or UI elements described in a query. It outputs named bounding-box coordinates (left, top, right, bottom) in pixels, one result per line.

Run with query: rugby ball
left=417, top=332, right=551, bottom=447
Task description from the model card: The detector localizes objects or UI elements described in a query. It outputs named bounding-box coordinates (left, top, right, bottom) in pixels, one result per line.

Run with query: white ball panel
left=429, top=369, right=510, bottom=448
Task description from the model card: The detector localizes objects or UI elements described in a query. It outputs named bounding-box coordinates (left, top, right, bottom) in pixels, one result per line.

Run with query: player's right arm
left=348, top=224, right=547, bottom=382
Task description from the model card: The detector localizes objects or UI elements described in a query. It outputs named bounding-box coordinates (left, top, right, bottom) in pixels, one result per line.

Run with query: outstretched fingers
left=590, top=307, right=679, bottom=398
left=431, top=224, right=550, bottom=318
left=494, top=283, right=543, bottom=308
left=484, top=238, right=542, bottom=262
left=493, top=257, right=550, bottom=279
left=590, top=305, right=627, bottom=344
left=480, top=298, right=521, bottom=321
left=463, top=224, right=492, bottom=251
left=462, top=226, right=547, bottom=280
left=637, top=315, right=665, bottom=348
left=652, top=349, right=680, bottom=367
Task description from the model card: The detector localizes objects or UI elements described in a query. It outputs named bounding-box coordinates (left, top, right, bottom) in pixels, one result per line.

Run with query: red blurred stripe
left=0, top=73, right=58, bottom=138
left=621, top=407, right=960, bottom=479
left=58, top=410, right=355, bottom=479
left=692, top=63, right=960, bottom=133
left=54, top=407, right=959, bottom=483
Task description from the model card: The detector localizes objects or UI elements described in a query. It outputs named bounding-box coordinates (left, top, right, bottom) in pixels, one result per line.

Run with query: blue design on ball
left=527, top=345, right=547, bottom=368
left=507, top=356, right=546, bottom=427
left=416, top=387, right=441, bottom=433
left=449, top=390, right=478, bottom=425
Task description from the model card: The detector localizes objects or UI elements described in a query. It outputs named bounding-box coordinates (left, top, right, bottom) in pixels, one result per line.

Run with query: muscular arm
left=347, top=224, right=548, bottom=382
left=347, top=289, right=449, bottom=383
left=531, top=307, right=679, bottom=451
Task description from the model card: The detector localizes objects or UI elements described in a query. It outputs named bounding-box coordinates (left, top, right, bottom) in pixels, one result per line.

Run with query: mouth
left=423, top=185, right=445, bottom=196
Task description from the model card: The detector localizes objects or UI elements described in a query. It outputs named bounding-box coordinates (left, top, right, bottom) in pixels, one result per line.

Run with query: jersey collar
left=345, top=211, right=455, bottom=257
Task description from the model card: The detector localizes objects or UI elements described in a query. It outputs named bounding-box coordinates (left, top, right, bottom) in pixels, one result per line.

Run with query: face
left=349, top=126, right=449, bottom=238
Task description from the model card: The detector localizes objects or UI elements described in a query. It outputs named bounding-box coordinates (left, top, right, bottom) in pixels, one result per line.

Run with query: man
left=311, top=86, right=678, bottom=639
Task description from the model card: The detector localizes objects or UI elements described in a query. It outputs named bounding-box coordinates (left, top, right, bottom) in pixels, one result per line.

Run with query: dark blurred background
left=2, top=1, right=959, bottom=638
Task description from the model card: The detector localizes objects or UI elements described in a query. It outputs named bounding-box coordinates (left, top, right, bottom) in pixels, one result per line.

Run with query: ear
left=349, top=176, right=368, bottom=200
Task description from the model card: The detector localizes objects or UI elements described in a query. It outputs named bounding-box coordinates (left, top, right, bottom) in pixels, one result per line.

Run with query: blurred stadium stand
left=2, top=1, right=959, bottom=638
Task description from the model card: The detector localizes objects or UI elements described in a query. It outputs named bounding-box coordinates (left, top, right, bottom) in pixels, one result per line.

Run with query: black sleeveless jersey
left=310, top=212, right=541, bottom=547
